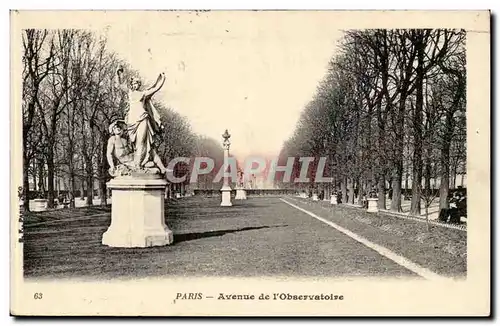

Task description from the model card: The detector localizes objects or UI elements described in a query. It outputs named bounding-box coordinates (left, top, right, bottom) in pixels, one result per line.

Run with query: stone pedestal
left=330, top=194, right=338, bottom=205
left=312, top=193, right=319, bottom=201
left=220, top=185, right=233, bottom=206
left=102, top=177, right=173, bottom=248
left=235, top=187, right=247, bottom=200
left=367, top=198, right=379, bottom=213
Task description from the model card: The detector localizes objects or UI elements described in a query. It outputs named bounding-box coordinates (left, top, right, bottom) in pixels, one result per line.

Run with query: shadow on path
left=174, top=224, right=288, bottom=244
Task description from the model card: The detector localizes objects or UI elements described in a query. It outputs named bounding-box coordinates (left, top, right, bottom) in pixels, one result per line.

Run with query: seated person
left=448, top=192, right=461, bottom=224
left=456, top=193, right=467, bottom=220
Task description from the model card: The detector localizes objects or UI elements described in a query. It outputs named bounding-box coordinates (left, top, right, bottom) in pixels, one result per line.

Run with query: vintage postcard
left=10, top=10, right=490, bottom=316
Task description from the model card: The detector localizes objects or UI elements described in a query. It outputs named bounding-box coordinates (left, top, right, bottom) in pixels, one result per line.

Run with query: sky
left=103, top=11, right=342, bottom=159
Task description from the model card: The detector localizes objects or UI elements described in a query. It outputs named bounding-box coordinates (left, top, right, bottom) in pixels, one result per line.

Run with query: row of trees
left=22, top=29, right=223, bottom=211
left=278, top=29, right=466, bottom=215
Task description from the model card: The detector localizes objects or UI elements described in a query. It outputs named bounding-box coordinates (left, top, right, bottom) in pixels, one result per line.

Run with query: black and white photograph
left=9, top=10, right=490, bottom=316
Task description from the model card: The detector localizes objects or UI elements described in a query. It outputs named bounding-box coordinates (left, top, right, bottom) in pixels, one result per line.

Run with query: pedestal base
left=367, top=198, right=379, bottom=213
left=235, top=187, right=247, bottom=200
left=221, top=186, right=233, bottom=206
left=330, top=195, right=338, bottom=205
left=102, top=177, right=174, bottom=248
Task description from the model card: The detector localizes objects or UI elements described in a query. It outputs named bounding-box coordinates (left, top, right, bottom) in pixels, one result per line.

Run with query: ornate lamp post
left=220, top=129, right=233, bottom=206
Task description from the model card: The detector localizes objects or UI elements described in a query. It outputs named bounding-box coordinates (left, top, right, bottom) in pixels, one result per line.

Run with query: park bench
left=32, top=199, right=47, bottom=212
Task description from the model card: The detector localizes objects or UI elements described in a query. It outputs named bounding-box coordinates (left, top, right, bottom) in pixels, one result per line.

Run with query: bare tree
left=35, top=30, right=81, bottom=208
left=436, top=30, right=466, bottom=211
left=22, top=29, right=54, bottom=211
left=280, top=29, right=466, bottom=220
left=22, top=29, right=202, bottom=210
left=408, top=29, right=457, bottom=216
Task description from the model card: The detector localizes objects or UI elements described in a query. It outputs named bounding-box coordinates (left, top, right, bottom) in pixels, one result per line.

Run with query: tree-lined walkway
left=22, top=196, right=465, bottom=280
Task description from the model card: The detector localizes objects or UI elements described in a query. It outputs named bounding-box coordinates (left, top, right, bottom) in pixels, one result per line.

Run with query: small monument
left=220, top=129, right=233, bottom=206
left=330, top=191, right=338, bottom=205
left=367, top=188, right=379, bottom=213
left=101, top=68, right=173, bottom=247
left=235, top=170, right=247, bottom=200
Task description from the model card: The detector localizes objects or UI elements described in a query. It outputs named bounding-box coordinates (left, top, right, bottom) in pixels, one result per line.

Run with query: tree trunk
left=80, top=116, right=87, bottom=202
left=55, top=172, right=60, bottom=199
left=366, top=109, right=374, bottom=193
left=404, top=171, right=409, bottom=194
left=357, top=178, right=364, bottom=206
left=348, top=178, right=354, bottom=204
left=410, top=135, right=423, bottom=215
left=80, top=177, right=85, bottom=201
left=37, top=157, right=45, bottom=194
left=341, top=177, right=347, bottom=204
left=439, top=111, right=454, bottom=210
left=378, top=176, right=386, bottom=210
left=67, top=100, right=76, bottom=208
left=69, top=169, right=76, bottom=208
left=391, top=170, right=402, bottom=212
left=46, top=150, right=55, bottom=208
left=99, top=173, right=107, bottom=205
left=67, top=148, right=76, bottom=208
left=391, top=95, right=407, bottom=212
left=99, top=136, right=108, bottom=206
left=32, top=159, right=37, bottom=195
left=46, top=111, right=59, bottom=209
left=86, top=176, right=93, bottom=206
left=425, top=204, right=430, bottom=232
left=451, top=164, right=457, bottom=189
left=85, top=157, right=93, bottom=206
left=410, top=33, right=425, bottom=216
left=377, top=33, right=389, bottom=212
left=22, top=152, right=30, bottom=212
left=424, top=156, right=432, bottom=193
left=376, top=123, right=386, bottom=210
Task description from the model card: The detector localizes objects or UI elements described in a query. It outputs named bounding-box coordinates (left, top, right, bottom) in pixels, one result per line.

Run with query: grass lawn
left=22, top=205, right=111, bottom=225
left=286, top=196, right=466, bottom=278
left=22, top=196, right=423, bottom=280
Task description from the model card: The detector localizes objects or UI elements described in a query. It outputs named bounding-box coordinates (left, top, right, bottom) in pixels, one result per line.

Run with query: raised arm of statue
left=143, top=72, right=166, bottom=98
left=146, top=72, right=161, bottom=90
left=116, top=66, right=129, bottom=93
